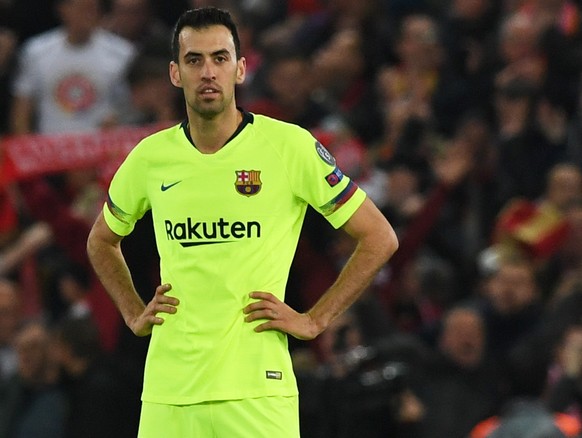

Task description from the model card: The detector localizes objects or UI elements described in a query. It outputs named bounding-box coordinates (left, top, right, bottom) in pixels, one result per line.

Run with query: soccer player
left=86, top=7, right=398, bottom=438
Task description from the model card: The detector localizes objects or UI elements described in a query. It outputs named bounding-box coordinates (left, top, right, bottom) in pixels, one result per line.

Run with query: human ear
left=236, top=57, right=246, bottom=85
left=169, top=61, right=183, bottom=88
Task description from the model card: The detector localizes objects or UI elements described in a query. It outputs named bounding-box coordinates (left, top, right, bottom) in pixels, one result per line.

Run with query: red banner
left=0, top=121, right=176, bottom=185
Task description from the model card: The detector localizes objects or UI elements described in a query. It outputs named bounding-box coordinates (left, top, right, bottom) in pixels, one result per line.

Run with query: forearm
left=9, top=96, right=33, bottom=134
left=307, top=239, right=393, bottom=333
left=307, top=212, right=398, bottom=333
left=87, top=218, right=145, bottom=326
left=0, top=222, right=52, bottom=275
left=244, top=198, right=398, bottom=340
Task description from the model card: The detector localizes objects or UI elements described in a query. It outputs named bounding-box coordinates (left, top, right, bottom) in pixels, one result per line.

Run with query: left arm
left=244, top=196, right=398, bottom=339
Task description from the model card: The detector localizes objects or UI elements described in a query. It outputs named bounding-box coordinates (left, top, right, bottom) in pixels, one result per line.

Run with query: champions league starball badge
left=315, top=141, right=336, bottom=166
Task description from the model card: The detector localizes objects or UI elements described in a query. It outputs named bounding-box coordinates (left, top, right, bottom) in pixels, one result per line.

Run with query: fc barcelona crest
left=235, top=170, right=262, bottom=196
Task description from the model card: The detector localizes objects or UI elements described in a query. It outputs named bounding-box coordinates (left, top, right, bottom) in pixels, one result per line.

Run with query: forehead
left=178, top=25, right=235, bottom=56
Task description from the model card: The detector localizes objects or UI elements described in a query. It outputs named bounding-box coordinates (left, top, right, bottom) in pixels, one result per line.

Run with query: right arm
left=87, top=211, right=178, bottom=336
left=9, top=95, right=34, bottom=134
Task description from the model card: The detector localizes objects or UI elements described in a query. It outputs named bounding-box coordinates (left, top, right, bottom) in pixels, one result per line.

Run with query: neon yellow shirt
left=103, top=112, right=366, bottom=404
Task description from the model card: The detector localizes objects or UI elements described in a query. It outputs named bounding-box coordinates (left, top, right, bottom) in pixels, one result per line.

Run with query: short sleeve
left=286, top=127, right=366, bottom=229
left=103, top=145, right=150, bottom=236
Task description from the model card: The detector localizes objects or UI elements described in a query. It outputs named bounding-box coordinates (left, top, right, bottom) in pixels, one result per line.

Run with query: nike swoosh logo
left=161, top=181, right=182, bottom=191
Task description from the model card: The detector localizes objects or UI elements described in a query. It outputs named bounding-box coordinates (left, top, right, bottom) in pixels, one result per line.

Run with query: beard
left=187, top=90, right=235, bottom=120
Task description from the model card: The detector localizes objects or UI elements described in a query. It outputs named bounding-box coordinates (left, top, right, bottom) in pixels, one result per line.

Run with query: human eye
left=186, top=55, right=201, bottom=65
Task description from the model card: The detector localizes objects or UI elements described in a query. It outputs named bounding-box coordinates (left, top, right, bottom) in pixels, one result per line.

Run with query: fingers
left=243, top=292, right=281, bottom=323
left=242, top=292, right=318, bottom=340
left=248, top=291, right=278, bottom=303
left=130, top=283, right=178, bottom=336
left=243, top=306, right=279, bottom=323
left=149, top=283, right=179, bottom=322
left=154, top=283, right=180, bottom=307
left=243, top=292, right=293, bottom=333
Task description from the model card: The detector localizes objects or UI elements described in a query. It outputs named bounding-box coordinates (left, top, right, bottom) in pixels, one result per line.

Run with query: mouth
left=198, top=86, right=221, bottom=98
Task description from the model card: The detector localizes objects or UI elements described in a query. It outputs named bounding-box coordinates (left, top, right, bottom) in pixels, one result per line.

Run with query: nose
left=201, top=60, right=216, bottom=80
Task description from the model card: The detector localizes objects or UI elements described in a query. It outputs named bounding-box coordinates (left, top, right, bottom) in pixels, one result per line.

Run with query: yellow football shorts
left=138, top=395, right=300, bottom=438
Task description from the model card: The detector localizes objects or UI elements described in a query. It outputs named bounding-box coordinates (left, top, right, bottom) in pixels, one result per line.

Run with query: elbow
left=86, top=220, right=107, bottom=263
left=361, top=220, right=398, bottom=265
left=372, top=220, right=398, bottom=264
left=382, top=226, right=399, bottom=262
left=86, top=228, right=97, bottom=261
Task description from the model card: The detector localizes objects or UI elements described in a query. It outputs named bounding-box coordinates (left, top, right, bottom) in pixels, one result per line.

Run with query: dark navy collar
left=180, top=108, right=253, bottom=149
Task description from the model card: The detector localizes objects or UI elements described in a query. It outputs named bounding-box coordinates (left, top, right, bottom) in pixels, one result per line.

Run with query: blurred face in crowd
left=385, top=165, right=422, bottom=214
left=397, top=15, right=442, bottom=69
left=485, top=260, right=538, bottom=315
left=499, top=13, right=540, bottom=63
left=545, top=164, right=582, bottom=212
left=107, top=0, right=153, bottom=42
left=451, top=0, right=491, bottom=20
left=170, top=25, right=246, bottom=119
left=267, top=57, right=311, bottom=110
left=556, top=325, right=582, bottom=376
left=58, top=0, right=102, bottom=43
left=312, top=29, right=364, bottom=87
left=439, top=308, right=485, bottom=369
left=15, top=323, right=53, bottom=386
left=0, top=281, right=20, bottom=347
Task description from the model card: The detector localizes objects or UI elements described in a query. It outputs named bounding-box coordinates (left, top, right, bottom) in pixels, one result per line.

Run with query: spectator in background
left=0, top=221, right=53, bottom=284
left=439, top=0, right=500, bottom=112
left=470, top=399, right=579, bottom=437
left=494, top=12, right=547, bottom=92
left=310, top=27, right=384, bottom=145
left=9, top=0, right=136, bottom=134
left=475, top=254, right=544, bottom=366
left=492, top=77, right=569, bottom=206
left=0, top=320, right=67, bottom=438
left=246, top=50, right=330, bottom=130
left=546, top=201, right=582, bottom=306
left=122, top=55, right=183, bottom=125
left=0, top=26, right=17, bottom=135
left=101, top=0, right=171, bottom=58
left=375, top=130, right=480, bottom=331
left=290, top=0, right=394, bottom=71
left=52, top=316, right=139, bottom=438
left=0, top=176, right=19, bottom=250
left=545, top=323, right=582, bottom=425
left=56, top=262, right=92, bottom=320
left=470, top=321, right=582, bottom=438
left=489, top=162, right=582, bottom=306
left=419, top=305, right=506, bottom=438
left=520, top=0, right=582, bottom=117
left=0, top=279, right=21, bottom=383
left=491, top=162, right=581, bottom=269
left=293, top=309, right=426, bottom=438
left=567, top=81, right=582, bottom=167
left=375, top=13, right=471, bottom=163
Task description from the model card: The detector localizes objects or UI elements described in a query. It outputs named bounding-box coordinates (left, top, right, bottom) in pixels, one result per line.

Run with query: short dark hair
left=171, top=7, right=241, bottom=63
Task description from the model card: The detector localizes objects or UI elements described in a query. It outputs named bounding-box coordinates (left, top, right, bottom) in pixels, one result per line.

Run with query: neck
left=67, top=30, right=92, bottom=46
left=188, top=106, right=242, bottom=154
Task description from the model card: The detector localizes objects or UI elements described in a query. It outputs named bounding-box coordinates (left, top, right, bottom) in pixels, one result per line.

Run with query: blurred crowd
left=3, top=0, right=582, bottom=437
